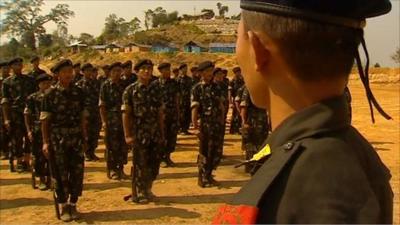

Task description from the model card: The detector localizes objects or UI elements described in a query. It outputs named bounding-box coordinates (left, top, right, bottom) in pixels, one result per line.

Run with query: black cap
left=240, top=0, right=392, bottom=29
left=36, top=73, right=52, bottom=83
left=81, top=63, right=93, bottom=71
left=134, top=59, right=153, bottom=71
left=8, top=57, right=23, bottom=66
left=51, top=59, right=73, bottom=74
left=221, top=69, right=228, bottom=74
left=179, top=63, right=188, bottom=70
left=0, top=60, right=9, bottom=67
left=30, top=56, right=40, bottom=63
left=73, top=62, right=81, bottom=68
left=172, top=68, right=179, bottom=73
left=190, top=66, right=198, bottom=72
left=197, top=61, right=214, bottom=72
left=109, top=62, right=122, bottom=70
left=102, top=64, right=110, bottom=70
left=158, top=62, right=171, bottom=70
left=233, top=66, right=241, bottom=73
left=122, top=60, right=133, bottom=68
left=213, top=67, right=222, bottom=76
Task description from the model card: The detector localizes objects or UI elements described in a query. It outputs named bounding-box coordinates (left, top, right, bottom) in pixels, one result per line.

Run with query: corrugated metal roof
left=209, top=43, right=236, bottom=48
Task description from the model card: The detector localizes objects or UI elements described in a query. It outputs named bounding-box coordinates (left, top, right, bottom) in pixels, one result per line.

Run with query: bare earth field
left=0, top=82, right=399, bottom=224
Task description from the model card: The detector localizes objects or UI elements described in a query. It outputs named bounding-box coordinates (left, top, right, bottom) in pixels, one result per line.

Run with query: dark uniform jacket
left=213, top=95, right=393, bottom=224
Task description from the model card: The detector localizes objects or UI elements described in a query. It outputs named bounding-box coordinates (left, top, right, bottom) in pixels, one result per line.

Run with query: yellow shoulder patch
left=250, top=144, right=271, bottom=161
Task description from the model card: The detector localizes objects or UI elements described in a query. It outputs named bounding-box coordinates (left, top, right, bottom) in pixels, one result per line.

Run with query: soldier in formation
left=229, top=67, right=245, bottom=134
left=176, top=63, right=193, bottom=135
left=0, top=60, right=11, bottom=160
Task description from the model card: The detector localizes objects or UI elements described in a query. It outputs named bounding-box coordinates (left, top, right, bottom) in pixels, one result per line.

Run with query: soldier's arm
left=98, top=86, right=107, bottom=128
left=159, top=105, right=165, bottom=140
left=121, top=87, right=134, bottom=145
left=24, top=103, right=33, bottom=141
left=1, top=82, right=11, bottom=128
left=190, top=86, right=200, bottom=129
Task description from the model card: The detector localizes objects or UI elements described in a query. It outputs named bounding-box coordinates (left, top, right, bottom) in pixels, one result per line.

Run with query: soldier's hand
left=4, top=120, right=11, bottom=131
left=42, top=143, right=50, bottom=159
left=102, top=122, right=107, bottom=130
left=125, top=136, right=134, bottom=146
left=193, top=122, right=199, bottom=130
left=27, top=131, right=33, bottom=142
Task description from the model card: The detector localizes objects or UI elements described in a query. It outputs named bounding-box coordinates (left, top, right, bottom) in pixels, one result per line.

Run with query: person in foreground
left=212, top=0, right=393, bottom=224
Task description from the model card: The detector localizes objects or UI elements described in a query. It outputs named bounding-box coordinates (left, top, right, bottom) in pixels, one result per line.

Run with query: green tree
left=1, top=0, right=74, bottom=50
left=216, top=2, right=229, bottom=18
left=38, top=34, right=53, bottom=48
left=78, top=33, right=95, bottom=45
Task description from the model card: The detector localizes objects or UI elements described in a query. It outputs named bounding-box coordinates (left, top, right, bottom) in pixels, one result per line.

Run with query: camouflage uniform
left=28, top=68, right=46, bottom=90
left=1, top=74, right=36, bottom=165
left=122, top=81, right=162, bottom=199
left=239, top=87, right=269, bottom=174
left=234, top=85, right=246, bottom=150
left=121, top=73, right=138, bottom=89
left=25, top=91, right=48, bottom=177
left=191, top=81, right=225, bottom=186
left=344, top=86, right=352, bottom=122
left=76, top=77, right=101, bottom=159
left=99, top=79, right=127, bottom=174
left=176, top=75, right=193, bottom=133
left=215, top=78, right=229, bottom=165
left=72, top=73, right=83, bottom=84
left=153, top=77, right=179, bottom=163
left=40, top=83, right=89, bottom=203
left=229, top=76, right=245, bottom=134
left=0, top=81, right=11, bottom=159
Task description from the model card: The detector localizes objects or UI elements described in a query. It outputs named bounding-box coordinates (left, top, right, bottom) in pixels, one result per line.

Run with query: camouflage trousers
left=87, top=111, right=101, bottom=156
left=161, top=113, right=179, bottom=160
left=179, top=103, right=191, bottom=132
left=105, top=123, right=127, bottom=171
left=131, top=140, right=161, bottom=197
left=9, top=112, right=30, bottom=158
left=242, top=127, right=268, bottom=174
left=0, top=123, right=10, bottom=157
left=50, top=128, right=84, bottom=203
left=31, top=127, right=48, bottom=177
left=198, top=123, right=224, bottom=182
left=229, top=107, right=241, bottom=134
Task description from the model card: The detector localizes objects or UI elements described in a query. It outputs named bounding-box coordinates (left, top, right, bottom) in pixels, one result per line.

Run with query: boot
left=69, top=204, right=80, bottom=220
left=91, top=152, right=99, bottom=161
left=16, top=161, right=24, bottom=173
left=9, top=161, right=15, bottom=173
left=38, top=177, right=48, bottom=191
left=166, top=154, right=175, bottom=167
left=60, top=204, right=72, bottom=222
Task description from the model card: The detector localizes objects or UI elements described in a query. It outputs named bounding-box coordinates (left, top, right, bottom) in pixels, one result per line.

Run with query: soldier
left=229, top=67, right=244, bottom=134
left=41, top=59, right=89, bottom=221
left=76, top=63, right=101, bottom=161
left=122, top=59, right=165, bottom=204
left=98, top=64, right=110, bottom=86
left=121, top=60, right=137, bottom=88
left=154, top=62, right=180, bottom=168
left=72, top=62, right=83, bottom=84
left=191, top=61, right=225, bottom=188
left=99, top=62, right=128, bottom=180
left=2, top=58, right=36, bottom=172
left=213, top=0, right=393, bottom=223
left=172, top=68, right=179, bottom=79
left=176, top=63, right=193, bottom=135
left=29, top=56, right=46, bottom=79
left=24, top=73, right=53, bottom=190
left=0, top=60, right=11, bottom=160
left=239, top=86, right=269, bottom=174
left=191, top=66, right=200, bottom=85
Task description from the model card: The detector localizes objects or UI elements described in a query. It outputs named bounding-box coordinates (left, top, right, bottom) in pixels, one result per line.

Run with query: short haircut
left=242, top=10, right=363, bottom=81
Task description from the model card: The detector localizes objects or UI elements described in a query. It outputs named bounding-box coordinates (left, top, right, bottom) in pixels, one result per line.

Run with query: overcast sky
left=2, top=0, right=399, bottom=67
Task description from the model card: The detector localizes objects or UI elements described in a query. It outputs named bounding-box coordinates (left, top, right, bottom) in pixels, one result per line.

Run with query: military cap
left=109, top=62, right=122, bottom=70
left=172, top=68, right=179, bottom=73
left=213, top=67, right=223, bottom=76
left=36, top=73, right=52, bottom=83
left=158, top=62, right=171, bottom=70
left=240, top=0, right=392, bottom=29
left=191, top=66, right=198, bottom=72
left=102, top=64, right=110, bottom=70
left=81, top=63, right=93, bottom=71
left=51, top=59, right=73, bottom=73
left=233, top=66, right=241, bottom=73
left=197, top=61, right=215, bottom=72
left=73, top=62, right=81, bottom=68
left=8, top=57, right=23, bottom=66
left=134, top=59, right=153, bottom=71
left=30, top=56, right=40, bottom=63
left=0, top=60, right=9, bottom=67
left=221, top=69, right=228, bottom=75
left=122, top=60, right=133, bottom=68
left=179, top=63, right=188, bottom=70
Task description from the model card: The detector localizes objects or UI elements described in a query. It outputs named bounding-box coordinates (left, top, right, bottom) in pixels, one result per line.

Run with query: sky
left=2, top=0, right=399, bottom=67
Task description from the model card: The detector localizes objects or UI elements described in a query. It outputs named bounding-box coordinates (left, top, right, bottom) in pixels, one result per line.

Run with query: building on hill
left=151, top=42, right=179, bottom=53
left=105, top=44, right=124, bottom=53
left=209, top=42, right=236, bottom=53
left=183, top=41, right=208, bottom=53
left=68, top=41, right=88, bottom=53
left=91, top=45, right=107, bottom=53
left=124, top=42, right=151, bottom=53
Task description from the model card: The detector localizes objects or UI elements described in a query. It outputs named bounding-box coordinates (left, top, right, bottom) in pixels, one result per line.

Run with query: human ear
left=248, top=31, right=271, bottom=73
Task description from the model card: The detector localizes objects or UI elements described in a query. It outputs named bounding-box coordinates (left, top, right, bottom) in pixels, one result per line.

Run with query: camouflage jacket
left=191, top=81, right=225, bottom=124
left=121, top=73, right=138, bottom=89
left=240, top=87, right=268, bottom=131
left=153, top=77, right=179, bottom=114
left=229, top=77, right=245, bottom=98
left=1, top=74, right=36, bottom=114
left=40, top=83, right=90, bottom=129
left=122, top=81, right=162, bottom=142
left=76, top=77, right=101, bottom=113
left=99, top=79, right=125, bottom=113
left=176, top=75, right=193, bottom=106
left=24, top=91, right=46, bottom=130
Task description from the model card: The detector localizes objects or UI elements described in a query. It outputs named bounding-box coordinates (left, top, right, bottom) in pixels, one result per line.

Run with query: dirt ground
left=0, top=82, right=399, bottom=224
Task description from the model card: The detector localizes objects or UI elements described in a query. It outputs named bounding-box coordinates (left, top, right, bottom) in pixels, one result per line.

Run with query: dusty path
left=0, top=83, right=398, bottom=224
